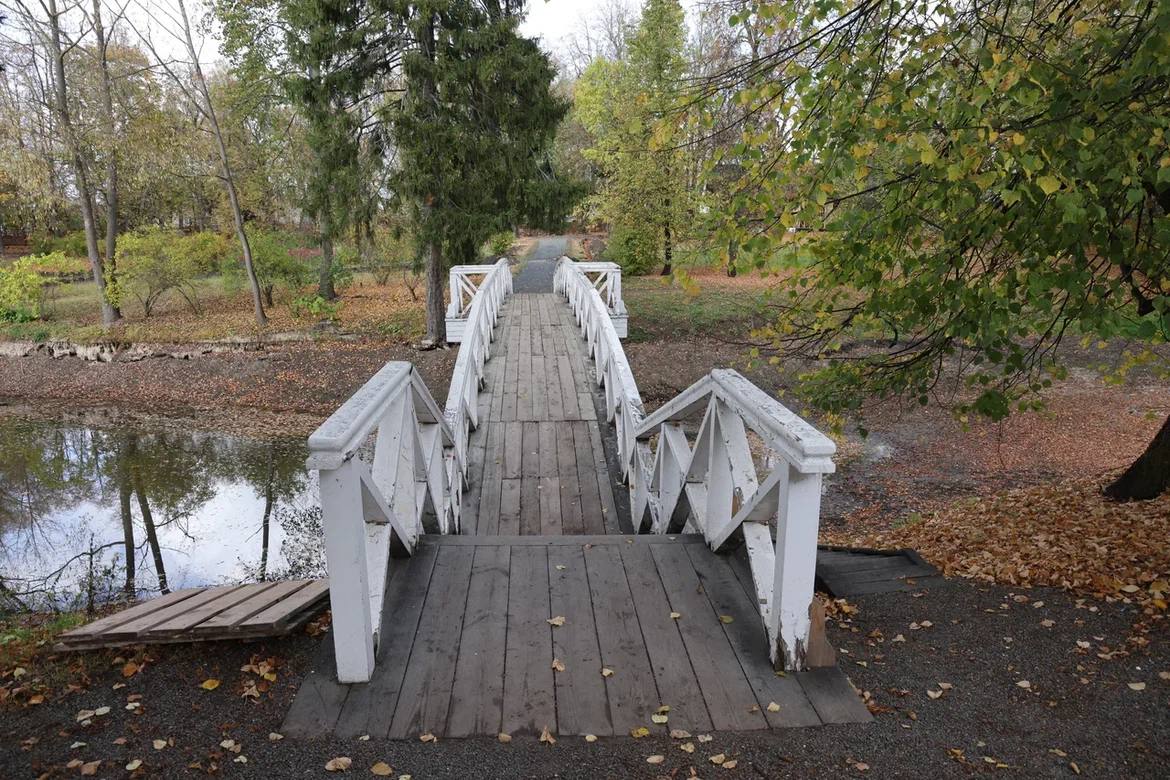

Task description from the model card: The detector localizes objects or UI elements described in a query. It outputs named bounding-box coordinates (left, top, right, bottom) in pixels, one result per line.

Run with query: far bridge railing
left=310, top=257, right=511, bottom=682
left=555, top=256, right=836, bottom=671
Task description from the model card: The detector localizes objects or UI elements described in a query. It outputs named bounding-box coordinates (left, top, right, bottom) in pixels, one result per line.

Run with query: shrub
left=606, top=221, right=659, bottom=275
left=19, top=251, right=90, bottom=278
left=370, top=225, right=419, bottom=287
left=0, top=258, right=47, bottom=321
left=222, top=229, right=314, bottom=306
left=487, top=230, right=515, bottom=258
left=109, top=228, right=224, bottom=316
left=28, top=229, right=91, bottom=259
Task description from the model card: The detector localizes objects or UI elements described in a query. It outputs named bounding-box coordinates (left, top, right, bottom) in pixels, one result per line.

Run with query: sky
left=520, top=0, right=610, bottom=48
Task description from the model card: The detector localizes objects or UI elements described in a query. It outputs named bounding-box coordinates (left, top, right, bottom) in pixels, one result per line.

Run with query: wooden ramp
left=56, top=580, right=329, bottom=651
left=282, top=535, right=870, bottom=739
left=460, top=293, right=623, bottom=536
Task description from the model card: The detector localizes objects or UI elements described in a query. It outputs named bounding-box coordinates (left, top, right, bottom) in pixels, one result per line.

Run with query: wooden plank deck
left=55, top=580, right=328, bottom=651
left=461, top=293, right=622, bottom=536
left=282, top=535, right=870, bottom=739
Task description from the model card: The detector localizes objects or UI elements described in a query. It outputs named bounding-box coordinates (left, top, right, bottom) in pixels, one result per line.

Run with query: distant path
left=511, top=236, right=568, bottom=293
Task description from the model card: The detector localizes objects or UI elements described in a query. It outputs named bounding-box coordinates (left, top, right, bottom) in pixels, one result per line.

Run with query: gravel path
left=4, top=578, right=1166, bottom=778
left=512, top=236, right=567, bottom=292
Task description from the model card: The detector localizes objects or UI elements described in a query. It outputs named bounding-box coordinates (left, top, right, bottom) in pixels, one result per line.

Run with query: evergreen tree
left=383, top=0, right=579, bottom=345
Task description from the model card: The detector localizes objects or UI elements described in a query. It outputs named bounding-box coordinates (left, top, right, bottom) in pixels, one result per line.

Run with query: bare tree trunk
left=425, top=241, right=445, bottom=345
left=44, top=0, right=118, bottom=325
left=259, top=447, right=274, bottom=582
left=1104, top=413, right=1170, bottom=501
left=90, top=0, right=122, bottom=320
left=134, top=478, right=168, bottom=594
left=727, top=237, right=738, bottom=277
left=319, top=219, right=337, bottom=301
left=661, top=216, right=672, bottom=276
left=174, top=0, right=267, bottom=326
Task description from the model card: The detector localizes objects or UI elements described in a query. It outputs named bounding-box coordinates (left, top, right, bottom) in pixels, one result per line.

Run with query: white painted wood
left=769, top=466, right=823, bottom=669
left=319, top=459, right=376, bottom=683
left=557, top=255, right=835, bottom=670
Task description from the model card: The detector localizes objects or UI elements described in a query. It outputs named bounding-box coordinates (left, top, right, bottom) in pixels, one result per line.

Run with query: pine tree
left=383, top=0, right=579, bottom=345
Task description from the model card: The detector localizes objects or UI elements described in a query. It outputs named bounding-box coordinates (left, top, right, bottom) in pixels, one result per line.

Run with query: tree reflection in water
left=0, top=418, right=321, bottom=613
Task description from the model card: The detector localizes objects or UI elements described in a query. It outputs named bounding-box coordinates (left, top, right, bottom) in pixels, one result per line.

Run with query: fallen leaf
left=200, top=679, right=221, bottom=691
left=600, top=667, right=614, bottom=677
left=853, top=762, right=869, bottom=771
left=370, top=761, right=394, bottom=776
left=547, top=616, right=566, bottom=627
left=647, top=755, right=665, bottom=764
left=1128, top=682, right=1146, bottom=691
left=710, top=753, right=726, bottom=764
left=153, top=739, right=168, bottom=750
left=585, top=734, right=598, bottom=742
left=80, top=760, right=101, bottom=776
left=724, top=759, right=738, bottom=769
left=670, top=612, right=681, bottom=619
left=540, top=726, right=556, bottom=744
left=234, top=755, right=248, bottom=764
left=680, top=742, right=695, bottom=753
left=927, top=689, right=944, bottom=700
left=1016, top=680, right=1031, bottom=689
left=669, top=729, right=691, bottom=739
left=358, top=735, right=370, bottom=742
left=719, top=615, right=734, bottom=624
left=122, top=662, right=140, bottom=678
left=551, top=659, right=566, bottom=673
left=698, top=733, right=714, bottom=743
left=652, top=714, right=669, bottom=724
left=269, top=732, right=284, bottom=741
left=418, top=733, right=436, bottom=743
left=766, top=701, right=781, bottom=713
left=70, top=741, right=86, bottom=749
left=630, top=726, right=650, bottom=738
left=555, top=565, right=567, bottom=571
left=125, top=759, right=142, bottom=771
left=94, top=706, right=110, bottom=716
left=325, top=756, right=352, bottom=771
left=497, top=733, right=512, bottom=743
left=27, top=694, right=44, bottom=705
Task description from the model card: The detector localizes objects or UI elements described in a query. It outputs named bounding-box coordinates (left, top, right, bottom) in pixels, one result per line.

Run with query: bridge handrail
left=443, top=257, right=512, bottom=470
left=556, top=257, right=837, bottom=671
left=309, top=256, right=511, bottom=683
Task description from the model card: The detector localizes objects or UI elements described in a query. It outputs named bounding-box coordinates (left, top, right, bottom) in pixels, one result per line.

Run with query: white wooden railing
left=446, top=258, right=513, bottom=342
left=555, top=259, right=628, bottom=338
left=555, top=257, right=836, bottom=671
left=310, top=257, right=511, bottom=683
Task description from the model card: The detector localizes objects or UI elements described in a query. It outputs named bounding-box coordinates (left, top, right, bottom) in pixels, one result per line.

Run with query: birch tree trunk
left=174, top=0, right=267, bottom=326
left=44, top=0, right=119, bottom=325
left=90, top=0, right=122, bottom=320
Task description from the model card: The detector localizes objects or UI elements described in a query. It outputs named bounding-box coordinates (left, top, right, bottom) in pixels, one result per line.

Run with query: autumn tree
left=709, top=0, right=1170, bottom=499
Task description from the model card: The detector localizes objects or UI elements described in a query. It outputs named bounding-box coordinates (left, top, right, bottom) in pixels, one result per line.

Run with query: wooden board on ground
left=55, top=580, right=328, bottom=651
left=815, top=545, right=939, bottom=597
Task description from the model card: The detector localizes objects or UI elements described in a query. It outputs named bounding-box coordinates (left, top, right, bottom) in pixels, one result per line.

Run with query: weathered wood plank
left=620, top=543, right=714, bottom=732
left=60, top=588, right=207, bottom=641
left=684, top=543, right=822, bottom=728
left=548, top=545, right=611, bottom=736
left=194, top=580, right=309, bottom=634
left=583, top=543, right=660, bottom=734
left=236, top=580, right=329, bottom=632
left=521, top=422, right=541, bottom=479
left=520, top=475, right=541, bottom=536
left=501, top=546, right=557, bottom=736
left=650, top=543, right=769, bottom=732
left=498, top=477, right=522, bottom=536
left=281, top=632, right=350, bottom=737
left=502, top=421, right=523, bottom=479
left=574, top=421, right=606, bottom=535
left=539, top=476, right=561, bottom=536
left=478, top=422, right=504, bottom=535
left=795, top=668, right=873, bottom=724
left=388, top=545, right=475, bottom=739
left=587, top=422, right=621, bottom=534
left=447, top=545, right=510, bottom=737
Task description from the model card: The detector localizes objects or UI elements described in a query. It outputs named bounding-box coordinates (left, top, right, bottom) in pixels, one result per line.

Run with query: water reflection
left=0, top=418, right=323, bottom=612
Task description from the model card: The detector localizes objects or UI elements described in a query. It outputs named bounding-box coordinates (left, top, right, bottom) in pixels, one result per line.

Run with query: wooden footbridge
left=283, top=257, right=869, bottom=739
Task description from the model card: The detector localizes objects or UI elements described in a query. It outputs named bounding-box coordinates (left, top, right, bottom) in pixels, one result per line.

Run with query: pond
left=0, top=417, right=323, bottom=613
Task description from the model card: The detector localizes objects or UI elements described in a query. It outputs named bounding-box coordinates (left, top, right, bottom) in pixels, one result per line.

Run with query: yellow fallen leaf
left=200, top=678, right=221, bottom=691
left=418, top=733, right=436, bottom=743
left=680, top=742, right=695, bottom=753
left=647, top=755, right=665, bottom=764
left=670, top=612, right=681, bottom=619
left=584, top=734, right=598, bottom=743
left=268, top=732, right=284, bottom=741
left=710, top=753, right=726, bottom=764
left=927, top=689, right=943, bottom=699
left=600, top=667, right=614, bottom=677
left=497, top=733, right=512, bottom=743
left=724, top=759, right=738, bottom=769
left=719, top=615, right=734, bottom=624
left=540, top=726, right=556, bottom=744
left=630, top=726, right=650, bottom=738
left=547, top=616, right=566, bottom=627
left=698, top=733, right=714, bottom=742
left=122, top=662, right=140, bottom=678
left=125, top=759, right=142, bottom=771
left=370, top=761, right=394, bottom=776
left=152, top=739, right=167, bottom=750
left=767, top=702, right=780, bottom=712
left=669, top=729, right=691, bottom=739
left=1128, top=682, right=1146, bottom=691
left=324, top=756, right=352, bottom=771
left=1016, top=680, right=1031, bottom=689
left=651, top=714, right=668, bottom=724
left=80, top=760, right=101, bottom=776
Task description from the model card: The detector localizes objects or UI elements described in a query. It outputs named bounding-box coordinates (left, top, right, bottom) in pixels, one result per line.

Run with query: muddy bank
left=0, top=339, right=457, bottom=440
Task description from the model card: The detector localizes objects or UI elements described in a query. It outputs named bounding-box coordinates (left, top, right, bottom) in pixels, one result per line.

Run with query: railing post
left=768, top=465, right=823, bottom=670
left=319, top=458, right=376, bottom=683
